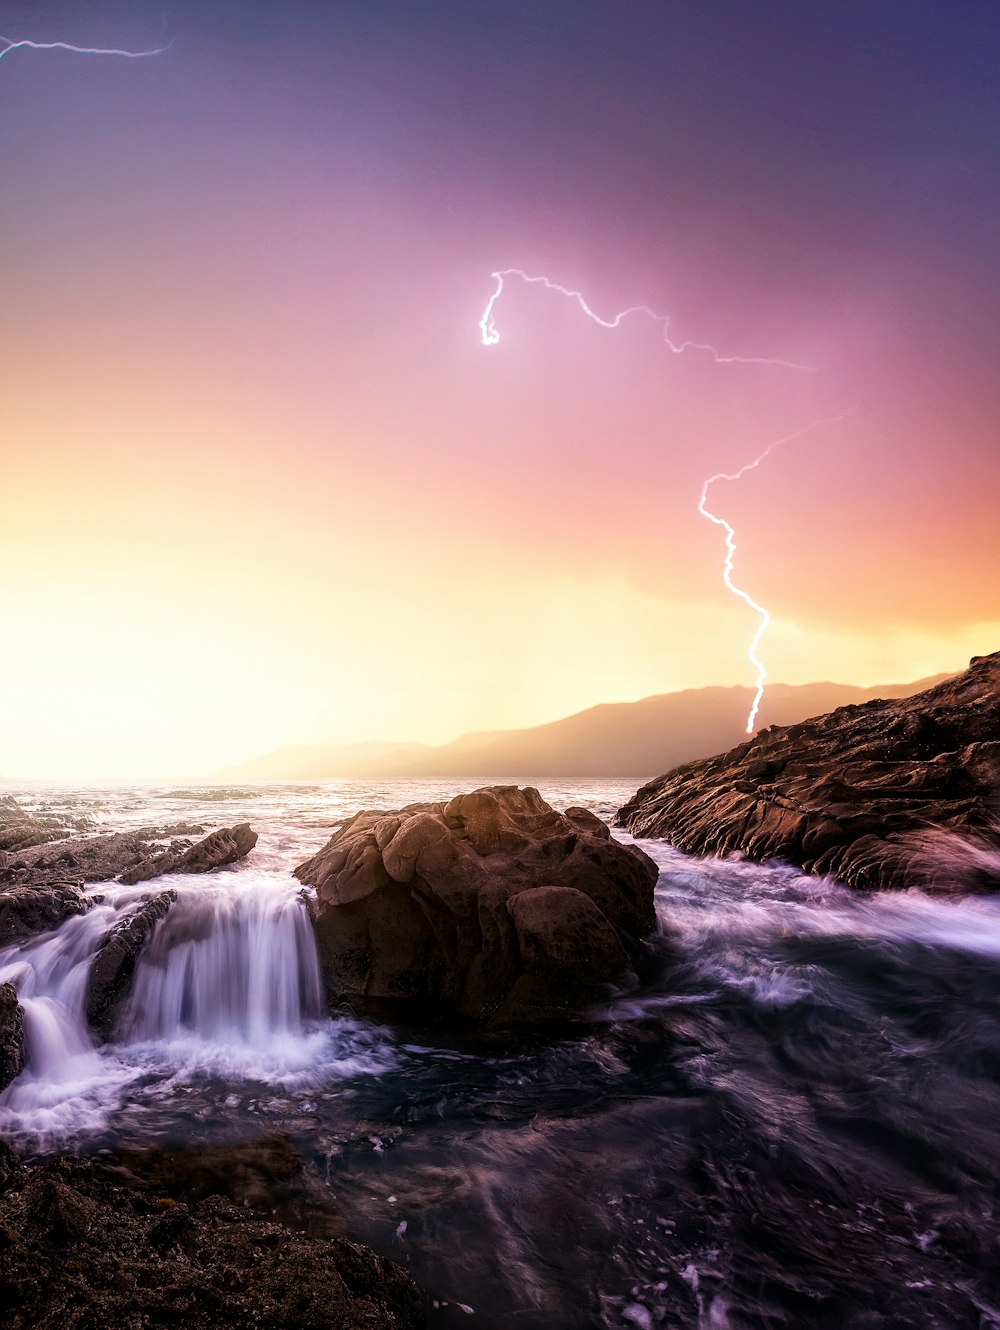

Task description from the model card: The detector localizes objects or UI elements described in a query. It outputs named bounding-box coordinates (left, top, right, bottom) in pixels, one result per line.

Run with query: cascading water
left=3, top=781, right=1000, bottom=1328
left=0, top=865, right=395, bottom=1145
left=122, top=876, right=324, bottom=1046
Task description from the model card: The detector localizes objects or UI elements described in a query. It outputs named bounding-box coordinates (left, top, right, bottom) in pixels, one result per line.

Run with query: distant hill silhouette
left=218, top=676, right=949, bottom=781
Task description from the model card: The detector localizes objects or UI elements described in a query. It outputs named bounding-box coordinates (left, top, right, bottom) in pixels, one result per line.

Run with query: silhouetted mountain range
left=218, top=676, right=949, bottom=781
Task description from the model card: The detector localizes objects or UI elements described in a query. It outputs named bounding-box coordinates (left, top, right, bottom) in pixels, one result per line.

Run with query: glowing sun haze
left=2, top=1, right=998, bottom=780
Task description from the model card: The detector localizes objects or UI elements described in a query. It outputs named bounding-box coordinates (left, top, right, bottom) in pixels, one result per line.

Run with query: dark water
left=2, top=782, right=1000, bottom=1328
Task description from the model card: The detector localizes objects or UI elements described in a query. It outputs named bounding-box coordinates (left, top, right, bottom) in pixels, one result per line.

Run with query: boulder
left=616, top=651, right=1000, bottom=892
left=295, top=785, right=659, bottom=1028
left=0, top=981, right=24, bottom=1091
left=85, top=889, right=178, bottom=1040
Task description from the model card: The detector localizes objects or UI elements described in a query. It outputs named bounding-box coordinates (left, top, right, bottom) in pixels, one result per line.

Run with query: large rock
left=85, top=889, right=178, bottom=1040
left=0, top=981, right=24, bottom=1091
left=0, top=1138, right=426, bottom=1329
left=616, top=652, right=1000, bottom=892
left=295, top=785, right=659, bottom=1027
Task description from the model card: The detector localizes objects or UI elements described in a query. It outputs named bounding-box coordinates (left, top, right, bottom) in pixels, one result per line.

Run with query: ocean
left=2, top=779, right=999, bottom=1329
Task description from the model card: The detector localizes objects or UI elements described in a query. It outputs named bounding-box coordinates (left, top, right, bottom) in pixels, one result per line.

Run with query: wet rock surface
left=0, top=809, right=258, bottom=943
left=295, top=784, right=659, bottom=1027
left=0, top=883, right=90, bottom=946
left=0, top=1134, right=426, bottom=1329
left=0, top=795, right=96, bottom=853
left=617, top=651, right=1000, bottom=891
left=84, top=889, right=178, bottom=1040
left=0, top=982, right=24, bottom=1092
left=119, top=823, right=258, bottom=885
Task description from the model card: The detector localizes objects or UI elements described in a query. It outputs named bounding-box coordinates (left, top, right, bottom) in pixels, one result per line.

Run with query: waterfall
left=0, top=869, right=381, bottom=1144
left=121, top=877, right=324, bottom=1044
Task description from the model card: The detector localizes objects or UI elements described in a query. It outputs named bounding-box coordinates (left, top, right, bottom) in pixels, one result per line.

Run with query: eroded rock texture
left=0, top=1136, right=425, bottom=1329
left=119, top=823, right=258, bottom=885
left=295, top=785, right=659, bottom=1027
left=0, top=981, right=24, bottom=1091
left=84, top=889, right=178, bottom=1040
left=617, top=652, right=1000, bottom=892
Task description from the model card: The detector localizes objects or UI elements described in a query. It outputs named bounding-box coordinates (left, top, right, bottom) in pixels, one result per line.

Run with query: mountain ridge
left=218, top=674, right=951, bottom=781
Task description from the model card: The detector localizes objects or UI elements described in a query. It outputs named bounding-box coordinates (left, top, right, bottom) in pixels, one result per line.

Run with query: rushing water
left=2, top=780, right=1000, bottom=1329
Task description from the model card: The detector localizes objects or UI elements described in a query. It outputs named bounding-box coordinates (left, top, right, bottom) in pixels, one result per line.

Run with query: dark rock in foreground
left=295, top=785, right=659, bottom=1028
left=0, top=981, right=24, bottom=1092
left=617, top=652, right=1000, bottom=892
left=0, top=1136, right=425, bottom=1330
left=85, top=889, right=178, bottom=1039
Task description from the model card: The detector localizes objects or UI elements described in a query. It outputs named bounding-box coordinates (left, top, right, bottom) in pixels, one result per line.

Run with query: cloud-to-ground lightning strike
left=698, top=411, right=855, bottom=734
left=479, top=268, right=815, bottom=371
left=479, top=268, right=845, bottom=733
left=0, top=34, right=170, bottom=65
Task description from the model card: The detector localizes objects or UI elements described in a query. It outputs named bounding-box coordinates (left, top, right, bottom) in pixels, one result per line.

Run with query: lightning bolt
left=479, top=267, right=853, bottom=735
left=0, top=34, right=170, bottom=64
left=699, top=411, right=855, bottom=734
left=479, top=268, right=815, bottom=371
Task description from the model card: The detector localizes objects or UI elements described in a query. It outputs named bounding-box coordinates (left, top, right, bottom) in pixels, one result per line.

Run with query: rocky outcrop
left=0, top=822, right=256, bottom=893
left=0, top=1137, right=425, bottom=1329
left=295, top=785, right=659, bottom=1028
left=0, top=795, right=95, bottom=852
left=0, top=820, right=257, bottom=947
left=85, top=890, right=177, bottom=1039
left=616, top=652, right=1000, bottom=892
left=0, top=982, right=24, bottom=1091
left=119, top=824, right=258, bottom=885
left=0, top=882, right=90, bottom=946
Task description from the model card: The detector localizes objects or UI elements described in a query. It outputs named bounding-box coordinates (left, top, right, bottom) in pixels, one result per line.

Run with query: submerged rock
left=616, top=651, right=1000, bottom=892
left=0, top=1137, right=426, bottom=1329
left=295, top=785, right=659, bottom=1028
left=85, top=889, right=178, bottom=1040
left=0, top=981, right=24, bottom=1091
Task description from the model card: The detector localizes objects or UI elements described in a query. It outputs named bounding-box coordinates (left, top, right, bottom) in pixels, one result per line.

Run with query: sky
left=2, top=0, right=998, bottom=780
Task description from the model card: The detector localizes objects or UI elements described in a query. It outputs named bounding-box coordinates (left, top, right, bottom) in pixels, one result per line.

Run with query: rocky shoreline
left=1, top=661, right=998, bottom=1326
left=617, top=652, right=1000, bottom=892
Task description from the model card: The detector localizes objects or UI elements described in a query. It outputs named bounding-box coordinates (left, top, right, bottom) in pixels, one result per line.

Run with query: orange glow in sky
left=2, top=5, right=998, bottom=780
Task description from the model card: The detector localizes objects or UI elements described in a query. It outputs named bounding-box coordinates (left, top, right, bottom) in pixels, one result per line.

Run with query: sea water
left=1, top=779, right=999, bottom=1329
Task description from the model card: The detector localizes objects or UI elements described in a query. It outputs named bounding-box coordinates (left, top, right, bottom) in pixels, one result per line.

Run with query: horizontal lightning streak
left=479, top=268, right=816, bottom=372
left=699, top=409, right=857, bottom=734
left=0, top=35, right=170, bottom=63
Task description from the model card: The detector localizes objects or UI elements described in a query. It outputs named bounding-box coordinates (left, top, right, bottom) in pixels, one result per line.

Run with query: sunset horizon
left=5, top=6, right=1000, bottom=782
